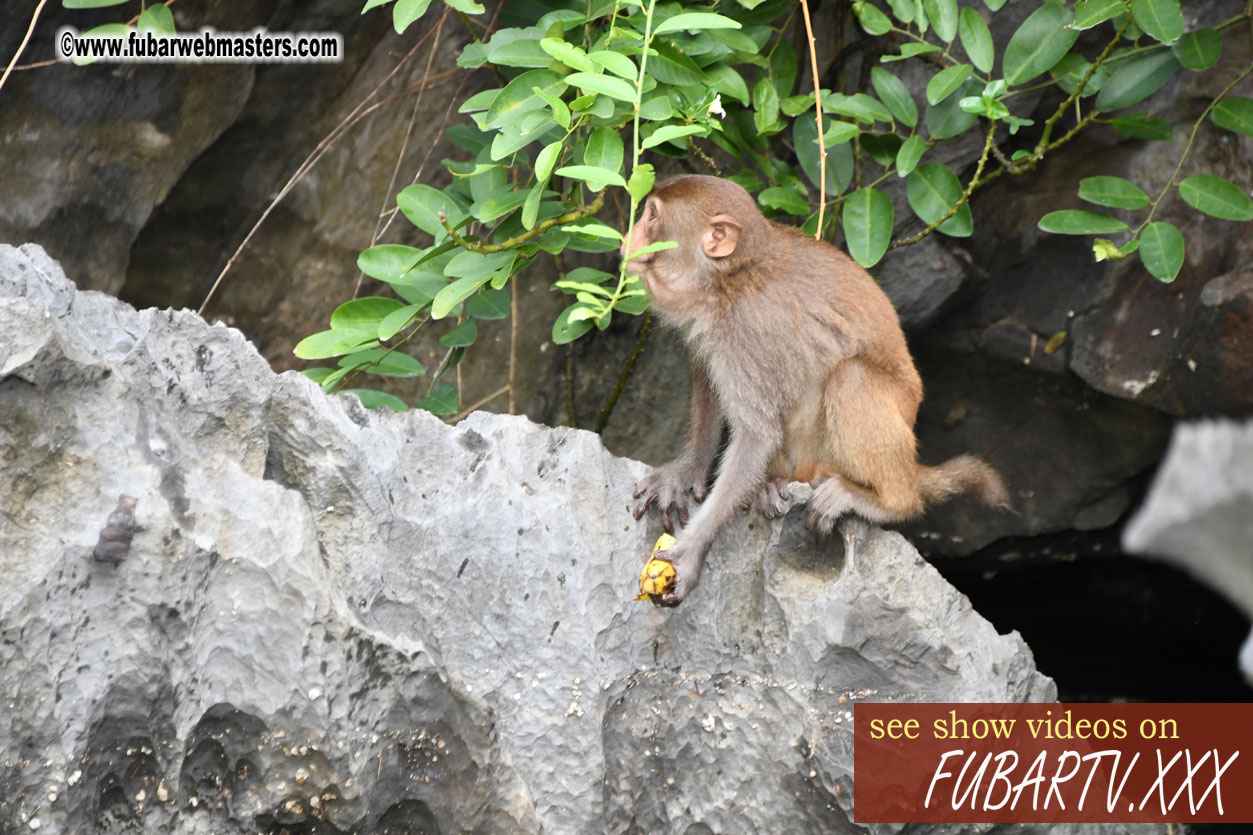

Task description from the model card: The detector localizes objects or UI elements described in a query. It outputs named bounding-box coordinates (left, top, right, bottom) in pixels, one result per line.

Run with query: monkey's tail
left=917, top=455, right=1010, bottom=508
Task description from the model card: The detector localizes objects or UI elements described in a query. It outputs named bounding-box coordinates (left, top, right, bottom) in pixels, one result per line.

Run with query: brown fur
left=627, top=175, right=1008, bottom=605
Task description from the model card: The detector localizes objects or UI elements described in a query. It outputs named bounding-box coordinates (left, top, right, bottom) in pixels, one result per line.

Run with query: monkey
left=624, top=174, right=1008, bottom=606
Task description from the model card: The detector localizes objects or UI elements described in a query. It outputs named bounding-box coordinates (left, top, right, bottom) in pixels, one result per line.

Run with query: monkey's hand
left=752, top=478, right=791, bottom=518
left=632, top=461, right=708, bottom=532
left=650, top=540, right=707, bottom=607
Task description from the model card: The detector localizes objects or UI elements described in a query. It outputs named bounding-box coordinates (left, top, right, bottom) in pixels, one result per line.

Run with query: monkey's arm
left=633, top=359, right=723, bottom=531
left=654, top=420, right=782, bottom=605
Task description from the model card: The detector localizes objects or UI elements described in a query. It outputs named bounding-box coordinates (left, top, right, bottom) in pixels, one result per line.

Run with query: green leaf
left=417, top=382, right=458, bottom=415
left=343, top=390, right=409, bottom=412
left=642, top=125, right=707, bottom=149
left=361, top=0, right=393, bottom=10
left=627, top=164, right=656, bottom=202
left=443, top=0, right=485, bottom=12
left=68, top=23, right=131, bottom=65
left=1003, top=3, right=1080, bottom=86
left=824, top=92, right=893, bottom=124
left=432, top=274, right=493, bottom=319
left=331, top=297, right=405, bottom=331
left=754, top=77, right=783, bottom=135
left=870, top=67, right=918, bottom=128
left=358, top=244, right=423, bottom=282
left=922, top=0, right=958, bottom=43
left=485, top=70, right=567, bottom=129
left=625, top=240, right=678, bottom=261
left=535, top=141, right=562, bottom=183
left=439, top=319, right=479, bottom=348
left=533, top=86, right=570, bottom=130
left=564, top=71, right=636, bottom=102
left=653, top=12, right=743, bottom=35
left=706, top=63, right=751, bottom=106
left=339, top=349, right=426, bottom=377
left=768, top=40, right=797, bottom=97
left=614, top=289, right=651, bottom=315
left=1073, top=0, right=1126, bottom=30
left=957, top=8, right=994, bottom=74
left=137, top=4, right=175, bottom=34
left=856, top=3, right=892, bottom=36
left=588, top=50, right=637, bottom=79
left=1138, top=221, right=1184, bottom=282
left=559, top=221, right=622, bottom=240
left=842, top=187, right=893, bottom=268
left=465, top=287, right=510, bottom=319
left=584, top=126, right=624, bottom=174
left=379, top=304, right=422, bottom=340
left=1078, top=176, right=1150, bottom=210
left=1129, top=0, right=1183, bottom=44
left=895, top=135, right=926, bottom=177
left=758, top=186, right=810, bottom=216
left=983, top=0, right=1006, bottom=10
left=539, top=38, right=595, bottom=72
left=823, top=121, right=860, bottom=145
left=491, top=36, right=554, bottom=69
left=795, top=115, right=854, bottom=194
left=861, top=134, right=903, bottom=168
left=393, top=0, right=433, bottom=33
left=648, top=42, right=708, bottom=86
left=294, top=329, right=377, bottom=360
left=1171, top=29, right=1221, bottom=71
left=639, top=95, right=674, bottom=120
left=906, top=163, right=972, bottom=237
left=1177, top=174, right=1253, bottom=221
left=1095, top=49, right=1179, bottom=111
left=1050, top=54, right=1107, bottom=97
left=1211, top=97, right=1253, bottom=137
left=885, top=0, right=916, bottom=24
left=881, top=43, right=941, bottom=62
left=395, top=186, right=466, bottom=239
left=554, top=165, right=627, bottom=189
left=1109, top=112, right=1173, bottom=140
left=926, top=64, right=973, bottom=106
left=552, top=302, right=596, bottom=344
left=926, top=78, right=980, bottom=139
left=521, top=183, right=543, bottom=230
left=1037, top=210, right=1130, bottom=235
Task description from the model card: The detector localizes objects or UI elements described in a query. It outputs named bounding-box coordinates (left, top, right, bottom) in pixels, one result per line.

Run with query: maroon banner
left=854, top=703, right=1252, bottom=823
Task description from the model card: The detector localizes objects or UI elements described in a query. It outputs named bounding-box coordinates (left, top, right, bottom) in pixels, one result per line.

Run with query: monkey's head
left=622, top=175, right=764, bottom=317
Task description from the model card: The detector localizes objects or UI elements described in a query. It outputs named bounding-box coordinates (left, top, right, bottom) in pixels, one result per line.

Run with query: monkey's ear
left=702, top=215, right=741, bottom=258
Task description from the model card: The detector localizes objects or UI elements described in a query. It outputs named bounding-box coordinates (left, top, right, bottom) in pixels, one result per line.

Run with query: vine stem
left=1032, top=15, right=1130, bottom=157
left=437, top=191, right=605, bottom=253
left=1134, top=60, right=1253, bottom=235
left=800, top=0, right=826, bottom=239
left=890, top=119, right=995, bottom=249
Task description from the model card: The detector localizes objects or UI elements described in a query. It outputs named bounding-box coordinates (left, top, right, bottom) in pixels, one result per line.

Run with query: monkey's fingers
left=691, top=483, right=708, bottom=502
left=632, top=495, right=653, bottom=520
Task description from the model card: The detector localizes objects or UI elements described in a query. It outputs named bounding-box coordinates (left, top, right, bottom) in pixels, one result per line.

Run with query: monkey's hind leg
left=811, top=359, right=924, bottom=533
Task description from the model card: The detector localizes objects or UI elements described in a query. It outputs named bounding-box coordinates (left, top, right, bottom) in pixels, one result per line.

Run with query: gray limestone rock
left=1124, top=419, right=1253, bottom=683
left=1, top=244, right=1155, bottom=834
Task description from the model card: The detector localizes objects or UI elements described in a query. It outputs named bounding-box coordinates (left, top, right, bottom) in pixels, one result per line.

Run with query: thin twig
left=449, top=384, right=509, bottom=422
left=508, top=270, right=518, bottom=415
left=358, top=12, right=448, bottom=297
left=197, top=22, right=443, bottom=315
left=0, top=0, right=51, bottom=98
left=595, top=311, right=651, bottom=433
left=799, top=0, right=826, bottom=240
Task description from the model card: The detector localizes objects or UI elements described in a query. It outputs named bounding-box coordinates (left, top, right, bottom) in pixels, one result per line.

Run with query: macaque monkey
left=625, top=175, right=1007, bottom=606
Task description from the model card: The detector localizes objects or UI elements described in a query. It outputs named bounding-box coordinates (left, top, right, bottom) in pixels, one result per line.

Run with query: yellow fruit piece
left=635, top=533, right=678, bottom=601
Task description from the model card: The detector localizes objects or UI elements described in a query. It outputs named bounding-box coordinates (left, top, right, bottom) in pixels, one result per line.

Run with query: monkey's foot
left=753, top=478, right=791, bottom=518
left=633, top=463, right=708, bottom=532
left=806, top=478, right=856, bottom=535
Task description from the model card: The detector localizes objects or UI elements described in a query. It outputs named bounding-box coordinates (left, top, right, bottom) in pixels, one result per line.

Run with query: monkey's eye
left=647, top=203, right=657, bottom=220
